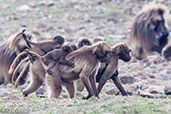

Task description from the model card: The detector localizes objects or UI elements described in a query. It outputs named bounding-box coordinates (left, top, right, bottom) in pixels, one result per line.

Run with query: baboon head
left=162, top=45, right=171, bottom=61
left=112, top=43, right=131, bottom=62
left=53, top=35, right=65, bottom=45
left=62, top=45, right=73, bottom=53
left=78, top=38, right=92, bottom=48
left=9, top=29, right=32, bottom=53
left=93, top=42, right=111, bottom=63
left=148, top=7, right=169, bottom=46
left=130, top=4, right=169, bottom=60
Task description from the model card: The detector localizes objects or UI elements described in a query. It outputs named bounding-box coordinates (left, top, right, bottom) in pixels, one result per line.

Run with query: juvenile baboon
left=0, top=29, right=31, bottom=85
left=25, top=45, right=75, bottom=75
left=162, top=44, right=171, bottom=60
left=96, top=43, right=131, bottom=96
left=21, top=42, right=111, bottom=99
left=129, top=4, right=169, bottom=60
left=23, top=35, right=65, bottom=55
left=77, top=38, right=92, bottom=48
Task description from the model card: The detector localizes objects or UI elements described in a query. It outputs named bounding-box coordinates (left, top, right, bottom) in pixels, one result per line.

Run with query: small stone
left=105, top=88, right=119, bottom=95
left=164, top=85, right=171, bottom=95
left=16, top=5, right=31, bottom=12
left=120, top=76, right=135, bottom=84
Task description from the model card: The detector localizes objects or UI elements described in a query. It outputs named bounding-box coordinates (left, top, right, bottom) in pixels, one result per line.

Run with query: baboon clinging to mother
left=25, top=45, right=74, bottom=75
left=129, top=4, right=169, bottom=60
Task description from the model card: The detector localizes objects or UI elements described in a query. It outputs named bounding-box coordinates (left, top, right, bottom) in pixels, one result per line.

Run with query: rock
left=105, top=88, right=119, bottom=95
left=93, top=37, right=103, bottom=43
left=164, top=85, right=171, bottom=95
left=37, top=23, right=47, bottom=29
left=120, top=76, right=135, bottom=84
left=36, top=87, right=46, bottom=96
left=148, top=86, right=164, bottom=94
left=16, top=5, right=31, bottom=12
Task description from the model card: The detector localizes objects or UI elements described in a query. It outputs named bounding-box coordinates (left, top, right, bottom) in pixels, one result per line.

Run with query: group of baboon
left=0, top=4, right=171, bottom=99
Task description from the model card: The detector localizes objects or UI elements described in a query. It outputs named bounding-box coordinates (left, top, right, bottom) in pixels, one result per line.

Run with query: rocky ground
left=0, top=0, right=171, bottom=114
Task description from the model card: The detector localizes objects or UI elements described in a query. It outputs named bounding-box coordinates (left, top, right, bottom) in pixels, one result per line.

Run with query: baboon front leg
left=89, top=70, right=99, bottom=98
left=97, top=69, right=116, bottom=96
left=81, top=76, right=94, bottom=99
left=63, top=81, right=75, bottom=99
left=23, top=73, right=43, bottom=97
left=111, top=75, right=127, bottom=96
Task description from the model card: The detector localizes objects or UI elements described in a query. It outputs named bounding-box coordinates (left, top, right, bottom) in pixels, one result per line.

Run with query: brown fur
left=0, top=29, right=31, bottom=85
left=76, top=38, right=92, bottom=92
left=129, top=4, right=169, bottom=60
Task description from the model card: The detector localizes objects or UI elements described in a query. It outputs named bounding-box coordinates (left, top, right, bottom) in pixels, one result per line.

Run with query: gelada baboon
left=96, top=43, right=131, bottom=96
left=23, top=34, right=65, bottom=55
left=129, top=4, right=169, bottom=60
left=76, top=38, right=92, bottom=91
left=21, top=42, right=111, bottom=99
left=77, top=38, right=92, bottom=48
left=162, top=44, right=171, bottom=61
left=0, top=29, right=31, bottom=85
left=25, top=45, right=75, bottom=75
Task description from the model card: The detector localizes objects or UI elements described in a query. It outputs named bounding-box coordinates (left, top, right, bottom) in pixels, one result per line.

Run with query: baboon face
left=62, top=45, right=72, bottom=53
left=114, top=44, right=131, bottom=62
left=81, top=40, right=91, bottom=47
left=150, top=10, right=169, bottom=45
left=162, top=45, right=171, bottom=61
left=94, top=42, right=111, bottom=63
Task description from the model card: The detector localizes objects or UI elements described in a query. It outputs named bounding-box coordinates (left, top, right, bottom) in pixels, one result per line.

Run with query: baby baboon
left=129, top=4, right=169, bottom=60
left=23, top=35, right=65, bottom=55
left=25, top=45, right=74, bottom=75
left=77, top=38, right=92, bottom=48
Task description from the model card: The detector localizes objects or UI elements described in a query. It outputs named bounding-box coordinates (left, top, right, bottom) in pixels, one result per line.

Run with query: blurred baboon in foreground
left=0, top=29, right=31, bottom=85
left=129, top=4, right=169, bottom=60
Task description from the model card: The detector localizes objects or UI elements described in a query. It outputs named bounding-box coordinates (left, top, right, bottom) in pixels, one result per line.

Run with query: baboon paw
left=23, top=92, right=28, bottom=97
left=82, top=95, right=91, bottom=100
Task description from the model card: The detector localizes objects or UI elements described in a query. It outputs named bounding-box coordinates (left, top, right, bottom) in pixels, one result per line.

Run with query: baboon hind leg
left=63, top=81, right=75, bottom=99
left=89, top=70, right=98, bottom=98
left=23, top=72, right=43, bottom=97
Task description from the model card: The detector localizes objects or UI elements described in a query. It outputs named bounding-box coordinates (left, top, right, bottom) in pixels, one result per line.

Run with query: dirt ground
left=0, top=0, right=171, bottom=114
